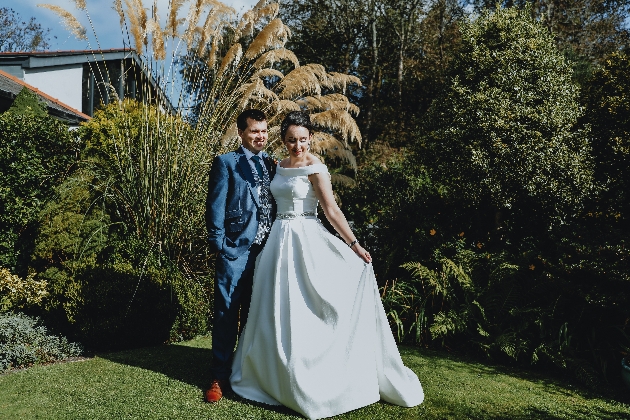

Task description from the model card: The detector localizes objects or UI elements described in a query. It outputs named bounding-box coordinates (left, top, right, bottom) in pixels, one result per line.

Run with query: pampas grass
left=39, top=0, right=363, bottom=309
left=38, top=4, right=88, bottom=40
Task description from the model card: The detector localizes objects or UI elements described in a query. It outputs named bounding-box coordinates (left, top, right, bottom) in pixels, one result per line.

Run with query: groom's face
left=239, top=118, right=268, bottom=154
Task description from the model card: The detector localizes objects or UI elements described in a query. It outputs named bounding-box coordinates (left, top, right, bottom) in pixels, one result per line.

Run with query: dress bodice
left=270, top=163, right=328, bottom=215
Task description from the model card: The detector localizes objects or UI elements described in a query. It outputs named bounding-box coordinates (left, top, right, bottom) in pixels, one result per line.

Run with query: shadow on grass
left=98, top=342, right=304, bottom=416
left=96, top=343, right=630, bottom=419
left=400, top=346, right=630, bottom=419
left=99, top=343, right=214, bottom=390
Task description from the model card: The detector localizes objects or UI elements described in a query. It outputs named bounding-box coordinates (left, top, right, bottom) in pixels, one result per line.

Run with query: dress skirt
left=230, top=215, right=424, bottom=419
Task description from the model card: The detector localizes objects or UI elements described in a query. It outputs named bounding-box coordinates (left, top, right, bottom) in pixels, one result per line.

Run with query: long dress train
left=230, top=163, right=424, bottom=419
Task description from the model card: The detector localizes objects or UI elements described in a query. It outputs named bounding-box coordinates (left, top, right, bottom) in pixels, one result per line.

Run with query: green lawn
left=1, top=336, right=628, bottom=419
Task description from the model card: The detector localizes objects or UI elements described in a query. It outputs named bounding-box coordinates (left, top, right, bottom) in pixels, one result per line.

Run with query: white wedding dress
left=230, top=163, right=424, bottom=419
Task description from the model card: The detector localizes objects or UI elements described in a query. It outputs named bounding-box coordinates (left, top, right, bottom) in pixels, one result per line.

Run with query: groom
left=204, top=109, right=276, bottom=403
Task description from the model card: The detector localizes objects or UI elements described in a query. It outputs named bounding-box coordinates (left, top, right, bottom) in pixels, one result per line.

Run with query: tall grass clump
left=34, top=0, right=363, bottom=348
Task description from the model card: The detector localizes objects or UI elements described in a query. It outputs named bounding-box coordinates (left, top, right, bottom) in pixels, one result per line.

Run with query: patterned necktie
left=251, top=155, right=264, bottom=180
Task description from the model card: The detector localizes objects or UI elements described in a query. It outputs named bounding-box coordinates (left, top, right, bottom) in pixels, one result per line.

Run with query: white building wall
left=23, top=65, right=83, bottom=112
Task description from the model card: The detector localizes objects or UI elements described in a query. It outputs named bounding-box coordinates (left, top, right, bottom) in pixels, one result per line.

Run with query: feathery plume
left=218, top=43, right=243, bottom=76
left=38, top=4, right=88, bottom=40
left=182, top=0, right=204, bottom=46
left=328, top=72, right=362, bottom=94
left=220, top=123, right=238, bottom=146
left=311, top=131, right=345, bottom=153
left=136, top=0, right=148, bottom=45
left=166, top=0, right=186, bottom=37
left=244, top=18, right=290, bottom=60
left=206, top=37, right=220, bottom=68
left=252, top=68, right=284, bottom=80
left=311, top=109, right=362, bottom=147
left=253, top=48, right=299, bottom=69
left=277, top=64, right=327, bottom=99
left=236, top=2, right=279, bottom=39
left=295, top=95, right=324, bottom=110
left=316, top=94, right=360, bottom=115
left=271, top=99, right=301, bottom=114
left=146, top=1, right=165, bottom=60
left=123, top=0, right=146, bottom=52
left=196, top=9, right=218, bottom=55
left=239, top=78, right=278, bottom=109
left=113, top=0, right=125, bottom=27
left=72, top=0, right=87, bottom=10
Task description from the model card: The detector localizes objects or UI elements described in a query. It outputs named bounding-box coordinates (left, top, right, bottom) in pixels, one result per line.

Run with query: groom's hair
left=237, top=109, right=266, bottom=131
left=281, top=111, right=312, bottom=140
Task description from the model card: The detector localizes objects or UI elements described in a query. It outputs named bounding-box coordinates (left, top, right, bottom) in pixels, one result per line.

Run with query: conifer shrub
left=0, top=312, right=82, bottom=372
left=6, top=87, right=48, bottom=117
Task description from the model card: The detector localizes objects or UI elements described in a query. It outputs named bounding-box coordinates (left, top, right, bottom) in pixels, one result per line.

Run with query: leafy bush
left=339, top=150, right=443, bottom=281
left=0, top=112, right=78, bottom=274
left=0, top=312, right=82, bottom=372
left=0, top=267, right=47, bottom=312
left=31, top=101, right=212, bottom=350
left=6, top=87, right=47, bottom=117
left=31, top=179, right=211, bottom=350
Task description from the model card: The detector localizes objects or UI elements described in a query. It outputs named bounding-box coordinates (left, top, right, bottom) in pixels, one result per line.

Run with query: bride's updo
left=280, top=111, right=312, bottom=140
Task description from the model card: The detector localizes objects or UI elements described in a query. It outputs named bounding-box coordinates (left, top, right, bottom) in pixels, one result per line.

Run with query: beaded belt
left=276, top=211, right=316, bottom=220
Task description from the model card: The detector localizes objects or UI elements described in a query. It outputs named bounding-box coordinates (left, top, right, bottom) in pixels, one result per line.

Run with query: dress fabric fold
left=230, top=163, right=424, bottom=419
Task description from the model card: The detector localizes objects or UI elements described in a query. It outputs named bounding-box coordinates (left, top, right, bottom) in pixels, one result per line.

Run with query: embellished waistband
left=276, top=211, right=316, bottom=220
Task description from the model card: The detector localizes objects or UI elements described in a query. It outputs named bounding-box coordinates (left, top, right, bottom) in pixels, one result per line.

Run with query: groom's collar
left=239, top=145, right=263, bottom=160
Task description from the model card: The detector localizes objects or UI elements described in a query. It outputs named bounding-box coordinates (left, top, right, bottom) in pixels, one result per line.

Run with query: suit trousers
left=211, top=242, right=264, bottom=380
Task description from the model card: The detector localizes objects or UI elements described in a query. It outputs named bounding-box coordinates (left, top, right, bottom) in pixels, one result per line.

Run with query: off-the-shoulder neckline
left=277, top=162, right=326, bottom=169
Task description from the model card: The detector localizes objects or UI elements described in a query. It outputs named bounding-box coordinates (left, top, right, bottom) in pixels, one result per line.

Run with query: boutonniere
left=266, top=153, right=278, bottom=168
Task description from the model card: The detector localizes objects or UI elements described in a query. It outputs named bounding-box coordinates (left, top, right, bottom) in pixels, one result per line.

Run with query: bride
left=230, top=111, right=424, bottom=419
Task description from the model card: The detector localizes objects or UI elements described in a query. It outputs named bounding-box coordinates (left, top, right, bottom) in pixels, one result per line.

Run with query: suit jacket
left=206, top=147, right=277, bottom=260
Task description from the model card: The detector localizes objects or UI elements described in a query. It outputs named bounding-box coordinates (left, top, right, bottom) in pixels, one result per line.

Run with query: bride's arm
left=309, top=172, right=372, bottom=263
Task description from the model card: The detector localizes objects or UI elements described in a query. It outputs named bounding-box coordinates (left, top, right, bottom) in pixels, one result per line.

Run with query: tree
left=0, top=7, right=53, bottom=52
left=466, top=1, right=630, bottom=67
left=418, top=6, right=594, bottom=233
left=582, top=51, right=630, bottom=220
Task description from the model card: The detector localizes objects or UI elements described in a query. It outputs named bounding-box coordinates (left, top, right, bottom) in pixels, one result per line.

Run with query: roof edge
left=0, top=69, right=91, bottom=121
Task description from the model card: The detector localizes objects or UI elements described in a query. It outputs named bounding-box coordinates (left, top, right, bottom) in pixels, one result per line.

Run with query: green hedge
left=0, top=112, right=78, bottom=274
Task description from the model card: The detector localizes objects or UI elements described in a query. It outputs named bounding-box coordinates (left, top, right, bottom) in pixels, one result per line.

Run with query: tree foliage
left=582, top=51, right=630, bottom=219
left=467, top=1, right=630, bottom=67
left=418, top=6, right=594, bottom=222
left=0, top=7, right=53, bottom=52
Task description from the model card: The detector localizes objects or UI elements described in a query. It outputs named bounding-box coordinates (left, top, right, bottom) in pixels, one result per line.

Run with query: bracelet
left=348, top=240, right=358, bottom=248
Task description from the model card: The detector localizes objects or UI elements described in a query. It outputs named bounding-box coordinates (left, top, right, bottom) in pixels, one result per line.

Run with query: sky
left=10, top=0, right=260, bottom=51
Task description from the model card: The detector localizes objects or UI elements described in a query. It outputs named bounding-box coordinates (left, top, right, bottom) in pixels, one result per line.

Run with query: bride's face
left=284, top=125, right=311, bottom=158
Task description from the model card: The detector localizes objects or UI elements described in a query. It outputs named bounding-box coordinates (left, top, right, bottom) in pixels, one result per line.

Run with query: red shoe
left=205, top=379, right=228, bottom=403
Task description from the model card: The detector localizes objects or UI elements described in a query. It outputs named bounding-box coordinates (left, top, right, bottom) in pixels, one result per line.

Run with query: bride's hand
left=352, top=243, right=372, bottom=263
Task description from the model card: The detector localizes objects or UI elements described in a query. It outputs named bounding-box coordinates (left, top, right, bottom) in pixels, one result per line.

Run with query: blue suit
left=205, top=146, right=276, bottom=379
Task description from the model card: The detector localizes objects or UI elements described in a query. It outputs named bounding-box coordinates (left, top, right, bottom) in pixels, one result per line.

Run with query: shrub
left=6, top=87, right=48, bottom=117
left=0, top=267, right=47, bottom=312
left=32, top=169, right=211, bottom=350
left=0, top=312, right=82, bottom=372
left=0, top=112, right=78, bottom=274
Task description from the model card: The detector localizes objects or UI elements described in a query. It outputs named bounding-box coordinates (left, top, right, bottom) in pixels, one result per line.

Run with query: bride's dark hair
left=280, top=111, right=312, bottom=140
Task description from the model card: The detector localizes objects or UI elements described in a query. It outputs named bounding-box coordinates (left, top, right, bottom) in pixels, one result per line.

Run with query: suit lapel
left=236, top=148, right=261, bottom=208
